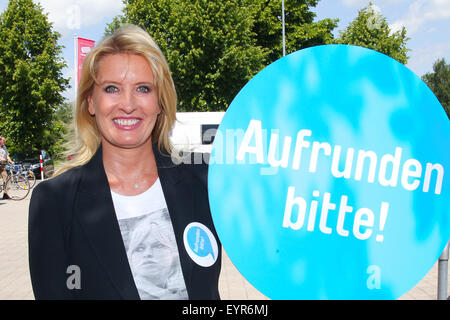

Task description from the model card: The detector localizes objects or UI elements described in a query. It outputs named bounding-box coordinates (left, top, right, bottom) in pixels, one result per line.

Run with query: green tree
left=0, top=0, right=69, bottom=155
left=335, top=3, right=409, bottom=64
left=252, top=0, right=337, bottom=62
left=106, top=0, right=336, bottom=111
left=43, top=102, right=74, bottom=162
left=422, top=58, right=450, bottom=119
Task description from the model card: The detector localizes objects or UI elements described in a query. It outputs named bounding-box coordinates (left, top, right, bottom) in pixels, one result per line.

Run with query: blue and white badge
left=183, top=222, right=218, bottom=267
left=208, top=45, right=449, bottom=299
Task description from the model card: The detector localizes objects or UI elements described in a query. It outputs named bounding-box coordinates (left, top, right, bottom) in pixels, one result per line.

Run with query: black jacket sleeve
left=28, top=176, right=74, bottom=299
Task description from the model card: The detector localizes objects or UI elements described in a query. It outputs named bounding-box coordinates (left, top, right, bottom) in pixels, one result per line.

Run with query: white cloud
left=390, top=0, right=450, bottom=35
left=35, top=0, right=124, bottom=36
left=407, top=42, right=450, bottom=76
left=341, top=0, right=368, bottom=6
left=341, top=0, right=408, bottom=7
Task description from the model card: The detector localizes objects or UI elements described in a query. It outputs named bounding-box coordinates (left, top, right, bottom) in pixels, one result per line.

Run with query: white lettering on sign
left=237, top=120, right=444, bottom=195
left=282, top=187, right=390, bottom=241
left=236, top=119, right=445, bottom=242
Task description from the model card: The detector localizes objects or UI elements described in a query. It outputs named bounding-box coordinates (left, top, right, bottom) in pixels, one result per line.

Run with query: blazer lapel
left=154, top=146, right=195, bottom=298
left=75, top=146, right=140, bottom=300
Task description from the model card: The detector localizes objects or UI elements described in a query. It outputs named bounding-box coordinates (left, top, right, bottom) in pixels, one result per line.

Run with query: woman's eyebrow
left=96, top=80, right=122, bottom=86
left=97, top=80, right=155, bottom=86
left=135, top=81, right=155, bottom=86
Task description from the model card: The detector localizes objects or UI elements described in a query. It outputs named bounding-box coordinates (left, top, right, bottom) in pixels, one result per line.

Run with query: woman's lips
left=112, top=117, right=142, bottom=130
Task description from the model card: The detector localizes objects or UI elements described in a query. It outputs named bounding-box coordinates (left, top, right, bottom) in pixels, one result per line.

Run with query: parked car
left=10, top=150, right=54, bottom=179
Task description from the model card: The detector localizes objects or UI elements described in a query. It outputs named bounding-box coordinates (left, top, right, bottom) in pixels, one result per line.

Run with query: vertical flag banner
left=208, top=45, right=449, bottom=299
left=76, top=37, right=95, bottom=85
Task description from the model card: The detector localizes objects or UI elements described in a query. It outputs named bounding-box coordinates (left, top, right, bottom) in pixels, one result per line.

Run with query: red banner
left=77, top=37, right=95, bottom=84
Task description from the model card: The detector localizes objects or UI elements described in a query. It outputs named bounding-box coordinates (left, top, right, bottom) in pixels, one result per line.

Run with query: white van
left=170, top=112, right=225, bottom=153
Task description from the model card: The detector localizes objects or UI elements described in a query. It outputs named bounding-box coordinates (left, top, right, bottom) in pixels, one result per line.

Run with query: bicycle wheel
left=5, top=175, right=30, bottom=200
left=26, top=170, right=36, bottom=188
left=0, top=180, right=4, bottom=199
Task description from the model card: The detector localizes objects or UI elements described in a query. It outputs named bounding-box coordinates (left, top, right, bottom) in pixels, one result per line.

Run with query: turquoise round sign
left=208, top=45, right=449, bottom=299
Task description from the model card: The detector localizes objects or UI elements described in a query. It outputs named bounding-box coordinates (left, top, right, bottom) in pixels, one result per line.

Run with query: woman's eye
left=104, top=85, right=118, bottom=93
left=137, top=86, right=150, bottom=93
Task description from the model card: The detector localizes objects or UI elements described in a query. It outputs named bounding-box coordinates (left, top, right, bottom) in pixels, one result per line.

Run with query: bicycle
left=10, top=163, right=36, bottom=188
left=0, top=163, right=30, bottom=200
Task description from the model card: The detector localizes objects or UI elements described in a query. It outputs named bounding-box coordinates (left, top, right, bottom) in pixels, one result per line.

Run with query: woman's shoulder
left=157, top=148, right=209, bottom=181
left=29, top=166, right=84, bottom=226
left=32, top=165, right=83, bottom=198
left=178, top=151, right=209, bottom=185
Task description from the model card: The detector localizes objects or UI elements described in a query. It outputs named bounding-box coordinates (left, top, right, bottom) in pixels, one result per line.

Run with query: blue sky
left=313, top=0, right=450, bottom=78
left=0, top=0, right=449, bottom=102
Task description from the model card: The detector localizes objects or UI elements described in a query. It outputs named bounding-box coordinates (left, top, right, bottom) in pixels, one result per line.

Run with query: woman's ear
left=87, top=94, right=95, bottom=116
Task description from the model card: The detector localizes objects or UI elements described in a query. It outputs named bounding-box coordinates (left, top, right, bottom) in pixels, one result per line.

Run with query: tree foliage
left=335, top=3, right=409, bottom=64
left=0, top=0, right=69, bottom=156
left=106, top=0, right=337, bottom=111
left=43, top=102, right=74, bottom=162
left=422, top=58, right=450, bottom=119
left=252, top=0, right=337, bottom=62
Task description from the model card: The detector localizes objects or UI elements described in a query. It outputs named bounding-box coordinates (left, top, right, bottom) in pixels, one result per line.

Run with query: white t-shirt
left=111, top=178, right=188, bottom=300
left=0, top=146, right=7, bottom=161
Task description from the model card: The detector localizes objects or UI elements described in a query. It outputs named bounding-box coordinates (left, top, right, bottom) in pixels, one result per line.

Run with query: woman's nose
left=119, top=90, right=137, bottom=113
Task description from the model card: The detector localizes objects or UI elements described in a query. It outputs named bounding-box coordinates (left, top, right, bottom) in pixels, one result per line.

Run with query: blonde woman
left=28, top=25, right=221, bottom=300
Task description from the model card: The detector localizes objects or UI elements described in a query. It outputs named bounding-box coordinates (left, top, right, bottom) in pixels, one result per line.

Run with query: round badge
left=208, top=45, right=449, bottom=299
left=183, top=222, right=219, bottom=267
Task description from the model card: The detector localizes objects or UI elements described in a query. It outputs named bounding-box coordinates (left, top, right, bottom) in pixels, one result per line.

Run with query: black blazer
left=28, top=144, right=221, bottom=300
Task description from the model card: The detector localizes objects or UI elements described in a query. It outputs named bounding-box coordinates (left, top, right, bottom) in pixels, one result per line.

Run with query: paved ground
left=0, top=181, right=448, bottom=300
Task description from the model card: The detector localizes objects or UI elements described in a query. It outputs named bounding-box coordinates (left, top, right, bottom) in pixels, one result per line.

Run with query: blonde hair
left=57, top=25, right=177, bottom=175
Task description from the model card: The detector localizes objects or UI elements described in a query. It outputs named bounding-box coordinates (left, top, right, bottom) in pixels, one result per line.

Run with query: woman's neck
left=101, top=140, right=159, bottom=196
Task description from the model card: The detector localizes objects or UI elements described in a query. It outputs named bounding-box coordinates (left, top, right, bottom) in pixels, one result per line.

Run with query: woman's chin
left=103, top=137, right=153, bottom=150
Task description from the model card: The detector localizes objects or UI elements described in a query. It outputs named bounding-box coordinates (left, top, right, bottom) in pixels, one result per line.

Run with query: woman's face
left=88, top=53, right=161, bottom=150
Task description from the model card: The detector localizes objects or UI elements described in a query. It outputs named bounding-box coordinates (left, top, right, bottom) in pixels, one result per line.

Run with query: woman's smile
left=113, top=117, right=143, bottom=130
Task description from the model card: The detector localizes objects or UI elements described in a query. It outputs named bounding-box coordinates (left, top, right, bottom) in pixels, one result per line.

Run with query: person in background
left=0, top=135, right=14, bottom=200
